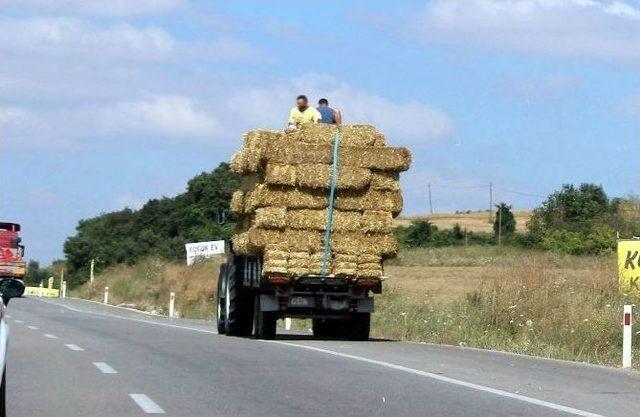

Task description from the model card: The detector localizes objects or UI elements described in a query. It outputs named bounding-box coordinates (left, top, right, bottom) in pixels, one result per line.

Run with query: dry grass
left=394, top=210, right=532, bottom=233
left=73, top=257, right=223, bottom=319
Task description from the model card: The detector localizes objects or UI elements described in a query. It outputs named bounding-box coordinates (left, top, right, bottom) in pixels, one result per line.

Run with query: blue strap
left=321, top=130, right=341, bottom=276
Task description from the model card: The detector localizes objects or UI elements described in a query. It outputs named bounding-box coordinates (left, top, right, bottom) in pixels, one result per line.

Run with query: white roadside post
left=169, top=292, right=175, bottom=318
left=284, top=317, right=292, bottom=331
left=62, top=281, right=67, bottom=299
left=623, top=305, right=633, bottom=369
left=38, top=282, right=43, bottom=297
left=103, top=286, right=109, bottom=305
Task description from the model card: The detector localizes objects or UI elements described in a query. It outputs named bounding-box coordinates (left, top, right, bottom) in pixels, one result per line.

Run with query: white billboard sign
left=185, top=240, right=225, bottom=266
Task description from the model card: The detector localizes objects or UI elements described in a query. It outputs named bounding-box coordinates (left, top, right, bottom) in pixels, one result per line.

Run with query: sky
left=1, top=0, right=638, bottom=264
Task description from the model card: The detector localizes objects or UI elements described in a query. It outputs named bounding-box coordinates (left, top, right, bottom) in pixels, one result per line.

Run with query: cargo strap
left=321, top=129, right=341, bottom=276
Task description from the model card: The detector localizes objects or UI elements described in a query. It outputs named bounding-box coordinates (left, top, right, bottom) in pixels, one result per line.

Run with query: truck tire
left=253, top=295, right=277, bottom=340
left=216, top=264, right=226, bottom=334
left=0, top=366, right=6, bottom=417
left=346, top=313, right=370, bottom=341
left=223, top=259, right=254, bottom=337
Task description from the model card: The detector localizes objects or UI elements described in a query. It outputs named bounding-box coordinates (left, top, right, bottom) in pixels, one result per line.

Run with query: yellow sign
left=618, top=240, right=640, bottom=297
left=24, top=287, right=60, bottom=298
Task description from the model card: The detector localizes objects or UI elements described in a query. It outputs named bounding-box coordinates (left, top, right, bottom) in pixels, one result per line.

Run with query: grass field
left=74, top=243, right=639, bottom=368
left=394, top=210, right=532, bottom=233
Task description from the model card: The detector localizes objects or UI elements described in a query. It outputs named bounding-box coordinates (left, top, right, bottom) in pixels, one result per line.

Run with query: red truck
left=0, top=223, right=26, bottom=281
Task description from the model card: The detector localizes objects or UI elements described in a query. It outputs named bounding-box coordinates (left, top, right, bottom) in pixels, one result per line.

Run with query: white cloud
left=111, top=96, right=219, bottom=138
left=2, top=18, right=176, bottom=61
left=408, top=0, right=640, bottom=64
left=5, top=0, right=185, bottom=16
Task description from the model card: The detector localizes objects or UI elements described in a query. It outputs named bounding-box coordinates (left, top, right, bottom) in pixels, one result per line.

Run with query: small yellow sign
left=24, top=287, right=60, bottom=298
left=618, top=239, right=640, bottom=297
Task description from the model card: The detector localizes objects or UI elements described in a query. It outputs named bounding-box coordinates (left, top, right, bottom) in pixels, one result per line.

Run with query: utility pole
left=428, top=183, right=433, bottom=214
left=60, top=269, right=64, bottom=294
left=489, top=182, right=493, bottom=223
left=90, top=259, right=95, bottom=285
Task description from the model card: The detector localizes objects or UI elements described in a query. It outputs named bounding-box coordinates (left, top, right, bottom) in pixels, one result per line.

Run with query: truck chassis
left=216, top=252, right=380, bottom=340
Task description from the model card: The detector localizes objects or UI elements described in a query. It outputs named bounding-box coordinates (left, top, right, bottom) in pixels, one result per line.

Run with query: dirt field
left=394, top=210, right=532, bottom=233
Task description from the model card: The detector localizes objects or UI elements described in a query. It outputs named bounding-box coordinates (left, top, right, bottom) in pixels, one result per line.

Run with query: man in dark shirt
left=316, top=98, right=342, bottom=125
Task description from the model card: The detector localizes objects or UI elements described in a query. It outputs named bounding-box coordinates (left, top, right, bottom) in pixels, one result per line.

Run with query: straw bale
left=286, top=209, right=325, bottom=230
left=282, top=229, right=324, bottom=252
left=334, top=254, right=358, bottom=263
left=265, top=163, right=296, bottom=186
left=287, top=267, right=309, bottom=276
left=254, top=207, right=286, bottom=229
left=231, top=231, right=251, bottom=255
left=230, top=191, right=245, bottom=214
left=296, top=164, right=370, bottom=190
left=239, top=174, right=262, bottom=192
left=356, top=263, right=383, bottom=278
left=263, top=261, right=288, bottom=275
left=360, top=210, right=393, bottom=233
left=370, top=170, right=399, bottom=191
left=333, top=262, right=357, bottom=276
left=248, top=185, right=328, bottom=210
left=288, top=251, right=310, bottom=260
left=332, top=210, right=361, bottom=232
left=372, top=133, right=386, bottom=147
left=247, top=228, right=282, bottom=249
left=230, top=151, right=246, bottom=174
left=341, top=146, right=411, bottom=171
left=289, top=124, right=380, bottom=147
left=357, top=254, right=381, bottom=264
left=334, top=189, right=402, bottom=214
left=265, top=138, right=410, bottom=171
left=331, top=232, right=398, bottom=257
left=263, top=248, right=287, bottom=262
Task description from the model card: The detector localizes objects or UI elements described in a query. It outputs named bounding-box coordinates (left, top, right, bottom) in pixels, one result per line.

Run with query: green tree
left=404, top=220, right=437, bottom=247
left=63, top=162, right=240, bottom=288
left=493, top=203, right=516, bottom=237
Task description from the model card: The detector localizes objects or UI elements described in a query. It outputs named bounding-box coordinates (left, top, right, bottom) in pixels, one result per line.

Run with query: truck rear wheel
left=346, top=313, right=370, bottom=341
left=216, top=264, right=226, bottom=334
left=223, top=259, right=254, bottom=337
left=253, top=296, right=277, bottom=340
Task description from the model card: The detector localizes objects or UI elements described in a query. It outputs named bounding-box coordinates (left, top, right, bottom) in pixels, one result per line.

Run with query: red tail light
left=356, top=279, right=379, bottom=288
left=267, top=276, right=289, bottom=285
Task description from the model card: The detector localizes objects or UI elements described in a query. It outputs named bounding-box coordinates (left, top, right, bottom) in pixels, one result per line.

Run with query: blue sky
left=1, top=0, right=638, bottom=264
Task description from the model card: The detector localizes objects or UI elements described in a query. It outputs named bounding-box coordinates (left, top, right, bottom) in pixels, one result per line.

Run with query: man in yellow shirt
left=288, top=95, right=321, bottom=129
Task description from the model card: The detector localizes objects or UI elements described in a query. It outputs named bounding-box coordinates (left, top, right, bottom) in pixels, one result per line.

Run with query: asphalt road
left=4, top=296, right=639, bottom=417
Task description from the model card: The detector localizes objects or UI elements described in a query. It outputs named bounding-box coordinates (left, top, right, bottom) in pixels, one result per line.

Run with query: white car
left=0, top=278, right=25, bottom=417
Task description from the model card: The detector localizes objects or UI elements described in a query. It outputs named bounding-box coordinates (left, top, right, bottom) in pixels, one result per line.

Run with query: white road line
left=43, top=333, right=58, bottom=339
left=36, top=298, right=218, bottom=334
left=27, top=325, right=39, bottom=330
left=65, top=344, right=84, bottom=351
left=6, top=314, right=11, bottom=318
left=129, top=394, right=165, bottom=414
left=263, top=341, right=607, bottom=417
left=14, top=320, right=23, bottom=324
left=93, top=362, right=117, bottom=374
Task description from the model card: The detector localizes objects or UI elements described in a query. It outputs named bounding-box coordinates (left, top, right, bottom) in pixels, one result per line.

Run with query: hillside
left=394, top=210, right=532, bottom=233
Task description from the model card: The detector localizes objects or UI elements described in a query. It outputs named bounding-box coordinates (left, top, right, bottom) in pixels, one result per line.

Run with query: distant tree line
left=396, top=183, right=640, bottom=256
left=62, top=163, right=239, bottom=288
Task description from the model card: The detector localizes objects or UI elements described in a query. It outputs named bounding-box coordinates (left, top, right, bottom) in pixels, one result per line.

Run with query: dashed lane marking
left=43, top=333, right=58, bottom=339
left=129, top=394, right=165, bottom=414
left=27, top=325, right=39, bottom=330
left=65, top=344, right=84, bottom=351
left=93, top=362, right=117, bottom=374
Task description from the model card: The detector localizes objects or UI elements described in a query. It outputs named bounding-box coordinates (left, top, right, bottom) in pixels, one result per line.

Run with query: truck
left=0, top=223, right=26, bottom=282
left=216, top=249, right=380, bottom=340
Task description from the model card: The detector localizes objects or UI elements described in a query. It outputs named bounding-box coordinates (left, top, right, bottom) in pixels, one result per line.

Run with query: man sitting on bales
left=317, top=98, right=342, bottom=125
left=287, top=95, right=321, bottom=130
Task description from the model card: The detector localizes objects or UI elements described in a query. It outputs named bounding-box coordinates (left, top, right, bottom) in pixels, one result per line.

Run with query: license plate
left=289, top=296, right=312, bottom=307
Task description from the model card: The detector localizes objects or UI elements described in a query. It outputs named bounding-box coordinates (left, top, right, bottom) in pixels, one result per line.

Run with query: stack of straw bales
left=230, top=123, right=411, bottom=278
